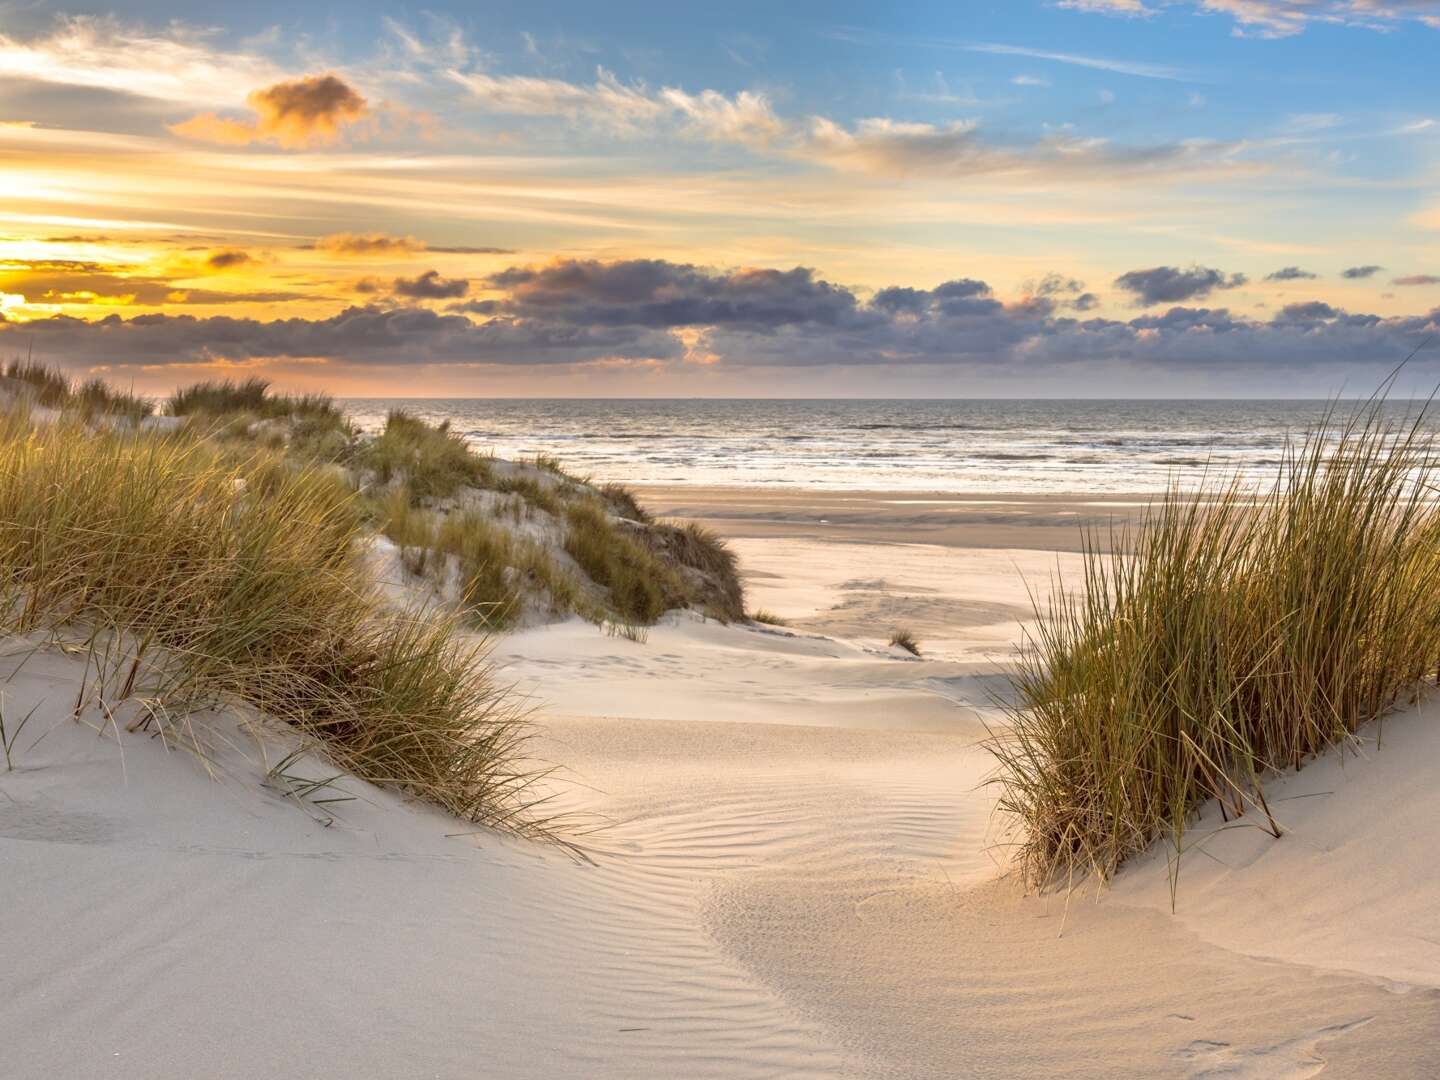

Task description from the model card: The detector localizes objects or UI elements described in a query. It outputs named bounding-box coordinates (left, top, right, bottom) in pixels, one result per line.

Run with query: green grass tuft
left=4, top=361, right=154, bottom=420
left=167, top=377, right=339, bottom=422
left=361, top=411, right=491, bottom=503
left=563, top=500, right=680, bottom=624
left=0, top=412, right=538, bottom=832
left=990, top=396, right=1440, bottom=892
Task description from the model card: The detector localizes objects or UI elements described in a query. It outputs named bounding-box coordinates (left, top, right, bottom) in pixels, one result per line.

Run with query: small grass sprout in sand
left=751, top=610, right=790, bottom=627
left=990, top=392, right=1440, bottom=894
left=889, top=629, right=921, bottom=656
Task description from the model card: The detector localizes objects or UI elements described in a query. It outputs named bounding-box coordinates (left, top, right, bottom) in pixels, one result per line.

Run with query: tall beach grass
left=0, top=410, right=539, bottom=831
left=991, top=396, right=1440, bottom=890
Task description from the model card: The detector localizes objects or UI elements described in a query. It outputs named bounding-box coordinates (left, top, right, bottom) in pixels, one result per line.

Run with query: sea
left=336, top=398, right=1431, bottom=495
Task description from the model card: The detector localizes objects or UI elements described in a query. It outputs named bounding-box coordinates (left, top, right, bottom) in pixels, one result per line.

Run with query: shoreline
left=630, top=485, right=1160, bottom=552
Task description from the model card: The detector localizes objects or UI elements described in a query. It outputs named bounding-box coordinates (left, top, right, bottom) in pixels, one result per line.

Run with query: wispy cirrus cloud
left=0, top=16, right=285, bottom=106
left=446, top=68, right=667, bottom=132
left=1061, top=1, right=1440, bottom=37
left=796, top=117, right=1243, bottom=182
left=446, top=64, right=1247, bottom=184
left=310, top=233, right=512, bottom=257
left=960, top=41, right=1188, bottom=80
left=448, top=66, right=785, bottom=146
left=827, top=26, right=1192, bottom=79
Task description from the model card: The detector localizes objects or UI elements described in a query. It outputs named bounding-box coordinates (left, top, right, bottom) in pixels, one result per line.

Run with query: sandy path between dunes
left=5, top=493, right=1439, bottom=1078
left=493, top=524, right=1440, bottom=1078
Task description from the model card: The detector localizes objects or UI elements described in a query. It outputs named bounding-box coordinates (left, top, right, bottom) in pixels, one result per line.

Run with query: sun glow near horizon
left=1, top=1, right=1438, bottom=397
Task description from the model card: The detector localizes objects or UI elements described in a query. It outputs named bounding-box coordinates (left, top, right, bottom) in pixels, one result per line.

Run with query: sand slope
left=6, top=524, right=1440, bottom=1077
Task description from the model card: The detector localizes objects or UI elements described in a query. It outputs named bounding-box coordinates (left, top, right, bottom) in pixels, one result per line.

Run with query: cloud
left=392, top=270, right=470, bottom=299
left=960, top=41, right=1185, bottom=80
left=448, top=66, right=785, bottom=147
left=0, top=259, right=307, bottom=305
left=1062, top=1, right=1440, bottom=37
left=446, top=63, right=1236, bottom=184
left=485, top=259, right=871, bottom=330
left=1057, top=0, right=1155, bottom=13
left=1393, top=274, right=1440, bottom=286
left=796, top=117, right=1239, bottom=181
left=205, top=249, right=254, bottom=270
left=447, top=68, right=667, bottom=133
left=310, top=233, right=512, bottom=258
left=1114, top=265, right=1248, bottom=305
left=1264, top=266, right=1319, bottom=281
left=170, top=74, right=369, bottom=149
left=315, top=233, right=425, bottom=257
left=1342, top=264, right=1384, bottom=279
left=658, top=87, right=785, bottom=148
left=1277, top=300, right=1341, bottom=321
left=0, top=16, right=285, bottom=107
left=7, top=257, right=1434, bottom=380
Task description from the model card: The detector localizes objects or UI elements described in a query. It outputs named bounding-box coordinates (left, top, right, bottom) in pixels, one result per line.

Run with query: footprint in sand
left=1176, top=1016, right=1375, bottom=1079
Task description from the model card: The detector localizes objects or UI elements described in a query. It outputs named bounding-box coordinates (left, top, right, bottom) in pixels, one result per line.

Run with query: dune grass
left=493, top=473, right=564, bottom=517
left=641, top=521, right=745, bottom=622
left=564, top=500, right=680, bottom=624
left=436, top=511, right=586, bottom=629
left=990, top=398, right=1440, bottom=891
left=167, top=377, right=339, bottom=422
left=361, top=410, right=491, bottom=503
left=0, top=410, right=539, bottom=831
left=889, top=628, right=921, bottom=656
left=4, top=360, right=153, bottom=421
left=600, top=481, right=653, bottom=523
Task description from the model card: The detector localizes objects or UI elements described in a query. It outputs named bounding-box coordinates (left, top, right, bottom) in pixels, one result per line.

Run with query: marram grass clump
left=990, top=398, right=1440, bottom=891
left=0, top=410, right=540, bottom=833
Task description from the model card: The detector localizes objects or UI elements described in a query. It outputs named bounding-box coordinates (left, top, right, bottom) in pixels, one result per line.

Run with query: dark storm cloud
left=0, top=305, right=678, bottom=367
left=1341, top=265, right=1383, bottom=279
left=2, top=257, right=1437, bottom=377
left=392, top=270, right=470, bottom=299
left=1264, top=266, right=1318, bottom=282
left=1113, top=265, right=1248, bottom=306
left=486, top=259, right=873, bottom=330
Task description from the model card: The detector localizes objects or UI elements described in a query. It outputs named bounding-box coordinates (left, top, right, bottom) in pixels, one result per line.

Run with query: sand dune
left=5, top=496, right=1439, bottom=1077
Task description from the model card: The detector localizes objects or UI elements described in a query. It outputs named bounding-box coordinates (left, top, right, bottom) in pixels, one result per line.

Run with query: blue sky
left=0, top=1, right=1437, bottom=395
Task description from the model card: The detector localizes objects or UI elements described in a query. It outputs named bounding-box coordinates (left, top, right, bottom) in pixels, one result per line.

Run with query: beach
left=8, top=478, right=1435, bottom=1078
left=10, top=1, right=1440, bottom=1073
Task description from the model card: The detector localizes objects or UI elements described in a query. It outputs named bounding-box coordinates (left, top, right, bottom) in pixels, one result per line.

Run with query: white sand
left=4, top=498, right=1439, bottom=1077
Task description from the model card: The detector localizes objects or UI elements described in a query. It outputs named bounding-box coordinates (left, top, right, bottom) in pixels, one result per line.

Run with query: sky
left=0, top=1, right=1438, bottom=397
